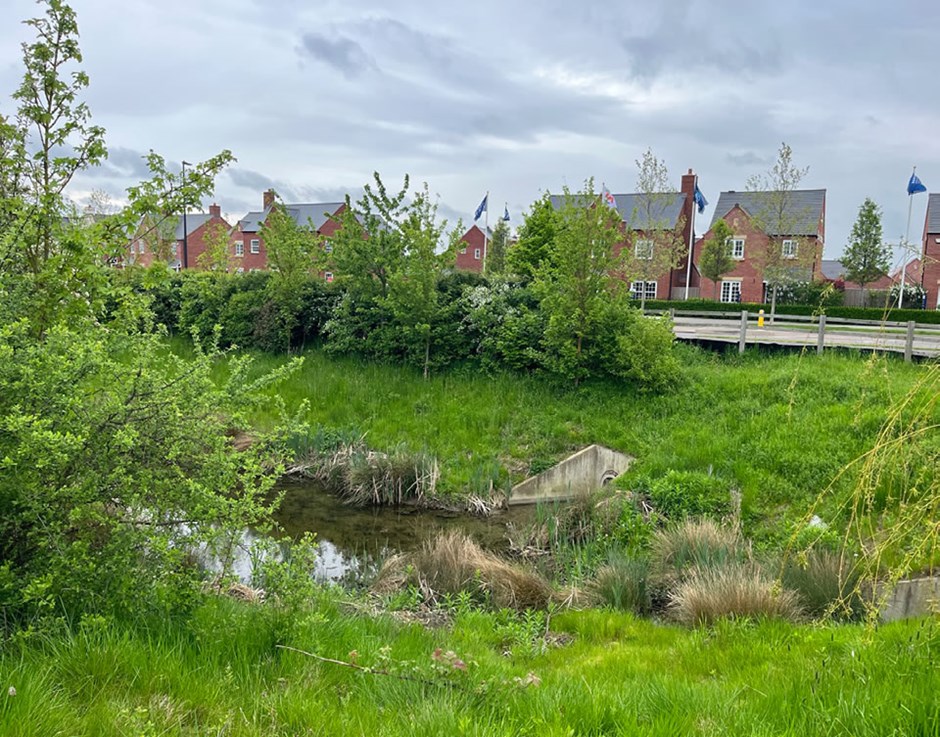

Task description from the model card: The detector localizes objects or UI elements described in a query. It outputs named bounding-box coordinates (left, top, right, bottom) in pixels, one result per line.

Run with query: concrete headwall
left=880, top=576, right=940, bottom=622
left=508, top=445, right=633, bottom=506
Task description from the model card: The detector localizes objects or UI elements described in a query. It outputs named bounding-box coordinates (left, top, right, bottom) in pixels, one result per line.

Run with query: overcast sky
left=2, top=0, right=938, bottom=265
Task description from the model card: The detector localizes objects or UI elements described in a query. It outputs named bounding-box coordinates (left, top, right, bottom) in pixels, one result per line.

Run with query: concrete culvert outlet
left=508, top=445, right=633, bottom=506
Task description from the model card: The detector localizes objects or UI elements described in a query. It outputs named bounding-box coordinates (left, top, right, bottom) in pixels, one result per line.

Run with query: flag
left=474, top=194, right=488, bottom=221
left=502, top=205, right=510, bottom=222
left=693, top=184, right=708, bottom=214
left=907, top=170, right=927, bottom=195
left=601, top=184, right=617, bottom=209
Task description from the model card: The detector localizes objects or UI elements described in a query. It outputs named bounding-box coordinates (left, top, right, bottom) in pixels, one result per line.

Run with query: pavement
left=671, top=315, right=940, bottom=359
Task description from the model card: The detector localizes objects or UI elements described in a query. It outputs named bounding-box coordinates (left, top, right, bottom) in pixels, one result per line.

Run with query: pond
left=235, top=479, right=540, bottom=583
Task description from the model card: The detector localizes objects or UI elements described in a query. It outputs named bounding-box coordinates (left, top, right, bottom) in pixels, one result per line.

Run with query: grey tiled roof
left=549, top=192, right=686, bottom=229
left=819, top=259, right=845, bottom=281
left=238, top=202, right=346, bottom=233
left=925, top=193, right=940, bottom=233
left=173, top=213, right=212, bottom=240
left=710, top=189, right=825, bottom=236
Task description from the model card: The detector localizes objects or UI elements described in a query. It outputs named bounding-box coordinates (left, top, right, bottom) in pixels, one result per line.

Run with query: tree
left=486, top=218, right=510, bottom=276
left=535, top=179, right=626, bottom=384
left=841, top=197, right=889, bottom=296
left=197, top=221, right=236, bottom=272
left=623, top=148, right=687, bottom=309
left=745, top=142, right=812, bottom=321
left=699, top=219, right=736, bottom=299
left=506, top=194, right=559, bottom=280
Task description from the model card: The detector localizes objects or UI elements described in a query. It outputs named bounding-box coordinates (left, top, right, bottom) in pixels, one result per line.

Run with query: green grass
left=218, top=342, right=934, bottom=544
left=1, top=597, right=937, bottom=735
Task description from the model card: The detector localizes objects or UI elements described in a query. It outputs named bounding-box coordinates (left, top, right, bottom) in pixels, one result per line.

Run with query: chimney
left=208, top=203, right=221, bottom=219
left=263, top=189, right=276, bottom=210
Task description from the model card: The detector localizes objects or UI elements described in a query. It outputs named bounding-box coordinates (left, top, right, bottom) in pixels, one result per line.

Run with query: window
left=250, top=238, right=260, bottom=254
left=630, top=281, right=657, bottom=300
left=324, top=272, right=334, bottom=283
left=474, top=248, right=481, bottom=260
left=634, top=239, right=654, bottom=260
left=781, top=239, right=798, bottom=259
left=236, top=267, right=244, bottom=274
left=234, top=241, right=244, bottom=257
left=729, top=237, right=745, bottom=259
left=720, top=280, right=742, bottom=303
left=138, top=242, right=145, bottom=254
left=324, top=241, right=333, bottom=254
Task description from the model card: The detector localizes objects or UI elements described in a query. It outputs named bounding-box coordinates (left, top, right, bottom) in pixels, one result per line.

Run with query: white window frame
left=474, top=248, right=481, bottom=260
left=324, top=241, right=333, bottom=254
left=720, top=280, right=742, bottom=303
left=234, top=241, right=244, bottom=257
left=630, top=280, right=657, bottom=301
left=634, top=239, right=654, bottom=260
left=137, top=241, right=145, bottom=254
left=250, top=238, right=260, bottom=254
left=781, top=239, right=798, bottom=259
left=729, top=237, right=745, bottom=260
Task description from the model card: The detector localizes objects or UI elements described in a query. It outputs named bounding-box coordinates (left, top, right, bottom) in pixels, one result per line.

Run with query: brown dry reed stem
left=374, top=530, right=553, bottom=610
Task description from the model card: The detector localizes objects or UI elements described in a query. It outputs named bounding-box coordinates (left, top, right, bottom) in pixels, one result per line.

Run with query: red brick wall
left=183, top=215, right=231, bottom=269
left=924, top=232, right=940, bottom=309
left=455, top=225, right=486, bottom=272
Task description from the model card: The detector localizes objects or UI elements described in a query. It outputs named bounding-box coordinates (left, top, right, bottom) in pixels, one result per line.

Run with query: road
left=671, top=315, right=940, bottom=359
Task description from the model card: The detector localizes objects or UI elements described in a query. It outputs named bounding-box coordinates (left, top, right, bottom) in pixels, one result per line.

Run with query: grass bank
left=232, top=343, right=933, bottom=544
left=1, top=597, right=936, bottom=736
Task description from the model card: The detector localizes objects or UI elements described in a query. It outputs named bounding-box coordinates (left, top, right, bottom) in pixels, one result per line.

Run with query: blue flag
left=601, top=184, right=617, bottom=209
left=693, top=184, right=708, bottom=214
left=474, top=194, right=488, bottom=221
left=908, top=171, right=927, bottom=195
left=502, top=205, right=510, bottom=222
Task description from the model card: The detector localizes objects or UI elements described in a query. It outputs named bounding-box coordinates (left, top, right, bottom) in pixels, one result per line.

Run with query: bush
left=652, top=519, right=743, bottom=575
left=638, top=470, right=733, bottom=521
left=590, top=554, right=651, bottom=614
left=669, top=564, right=803, bottom=625
left=373, top=530, right=552, bottom=610
left=780, top=549, right=863, bottom=620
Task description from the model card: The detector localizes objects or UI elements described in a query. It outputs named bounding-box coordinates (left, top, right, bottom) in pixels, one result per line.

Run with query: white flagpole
left=684, top=180, right=697, bottom=301
left=898, top=187, right=914, bottom=308
left=482, top=191, right=489, bottom=275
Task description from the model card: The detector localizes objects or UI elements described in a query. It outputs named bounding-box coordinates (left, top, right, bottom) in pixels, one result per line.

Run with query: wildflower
left=7, top=686, right=15, bottom=697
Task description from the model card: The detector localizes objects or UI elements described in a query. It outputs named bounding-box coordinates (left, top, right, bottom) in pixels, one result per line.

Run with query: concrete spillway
left=508, top=445, right=633, bottom=506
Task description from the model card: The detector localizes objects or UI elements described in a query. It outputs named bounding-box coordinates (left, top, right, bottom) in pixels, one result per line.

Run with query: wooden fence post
left=738, top=311, right=748, bottom=354
left=816, top=314, right=826, bottom=355
left=904, top=321, right=915, bottom=363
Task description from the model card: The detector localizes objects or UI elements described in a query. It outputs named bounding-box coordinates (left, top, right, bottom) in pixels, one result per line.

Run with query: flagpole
left=482, top=190, right=489, bottom=275
left=899, top=184, right=914, bottom=308
left=684, top=179, right=696, bottom=301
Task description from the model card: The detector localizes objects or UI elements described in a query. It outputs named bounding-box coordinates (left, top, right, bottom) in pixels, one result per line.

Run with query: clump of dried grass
left=652, top=518, right=744, bottom=574
left=669, top=564, right=803, bottom=626
left=373, top=530, right=552, bottom=610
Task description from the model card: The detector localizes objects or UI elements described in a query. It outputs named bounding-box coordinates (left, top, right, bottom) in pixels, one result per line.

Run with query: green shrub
left=638, top=470, right=733, bottom=521
left=669, top=564, right=803, bottom=625
left=590, top=554, right=651, bottom=614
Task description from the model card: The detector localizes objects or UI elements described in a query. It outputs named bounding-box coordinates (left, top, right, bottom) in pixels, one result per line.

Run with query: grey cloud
left=298, top=32, right=376, bottom=78
left=726, top=151, right=772, bottom=167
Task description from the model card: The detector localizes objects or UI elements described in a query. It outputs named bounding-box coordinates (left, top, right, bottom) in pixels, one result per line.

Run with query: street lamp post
left=181, top=160, right=192, bottom=269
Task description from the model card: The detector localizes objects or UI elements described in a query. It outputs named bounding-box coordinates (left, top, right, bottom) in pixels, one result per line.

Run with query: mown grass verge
left=0, top=597, right=936, bottom=736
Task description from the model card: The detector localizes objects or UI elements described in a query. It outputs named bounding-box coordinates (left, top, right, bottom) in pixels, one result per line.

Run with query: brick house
left=128, top=203, right=231, bottom=270
left=694, top=189, right=826, bottom=303
left=547, top=170, right=699, bottom=301
left=454, top=224, right=492, bottom=272
left=921, top=194, right=940, bottom=309
left=233, top=189, right=348, bottom=276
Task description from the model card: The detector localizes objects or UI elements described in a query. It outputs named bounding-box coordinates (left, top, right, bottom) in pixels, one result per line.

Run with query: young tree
left=506, top=194, right=559, bottom=279
left=535, top=179, right=626, bottom=384
left=699, top=218, right=736, bottom=299
left=197, top=221, right=236, bottom=272
left=745, top=142, right=812, bottom=321
left=623, top=148, right=687, bottom=309
left=486, top=218, right=510, bottom=276
left=841, top=197, right=889, bottom=298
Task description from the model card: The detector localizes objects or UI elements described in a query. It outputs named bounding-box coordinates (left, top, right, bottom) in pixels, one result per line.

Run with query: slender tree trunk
left=770, top=284, right=778, bottom=325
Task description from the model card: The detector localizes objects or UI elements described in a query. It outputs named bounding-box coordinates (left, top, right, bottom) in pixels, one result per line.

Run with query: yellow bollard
left=758, top=309, right=765, bottom=328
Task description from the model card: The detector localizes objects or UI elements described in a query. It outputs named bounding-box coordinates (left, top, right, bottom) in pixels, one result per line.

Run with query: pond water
left=261, top=479, right=539, bottom=582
